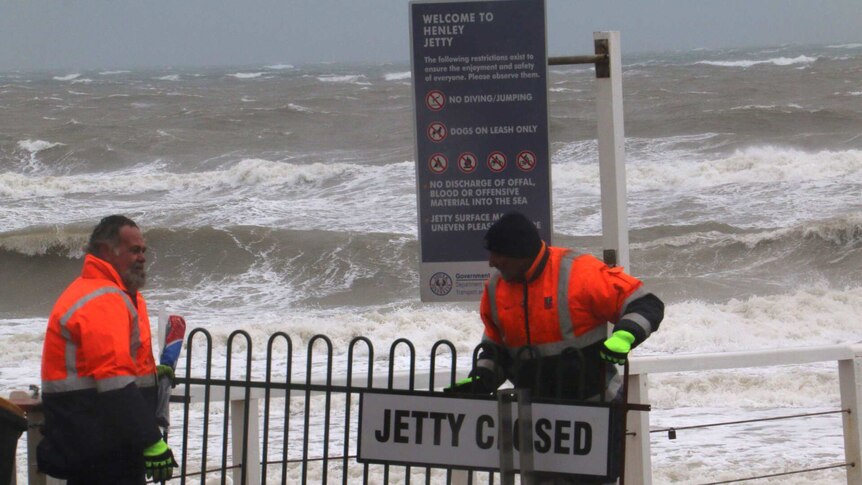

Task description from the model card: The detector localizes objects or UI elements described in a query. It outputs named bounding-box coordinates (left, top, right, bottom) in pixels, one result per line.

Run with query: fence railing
left=12, top=331, right=862, bottom=485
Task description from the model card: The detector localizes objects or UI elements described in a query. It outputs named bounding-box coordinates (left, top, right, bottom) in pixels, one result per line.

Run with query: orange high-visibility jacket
left=478, top=244, right=662, bottom=399
left=38, top=254, right=161, bottom=479
left=42, top=254, right=157, bottom=392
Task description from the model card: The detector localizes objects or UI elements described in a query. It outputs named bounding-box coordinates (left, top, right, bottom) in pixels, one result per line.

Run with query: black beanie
left=484, top=212, right=543, bottom=258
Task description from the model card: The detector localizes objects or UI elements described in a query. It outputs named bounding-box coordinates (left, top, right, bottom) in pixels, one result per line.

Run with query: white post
left=231, top=397, right=261, bottom=485
left=594, top=31, right=629, bottom=271
left=838, top=346, right=862, bottom=484
left=624, top=373, right=652, bottom=485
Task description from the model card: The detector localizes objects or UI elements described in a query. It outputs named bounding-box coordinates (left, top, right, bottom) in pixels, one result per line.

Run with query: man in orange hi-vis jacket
left=447, top=212, right=664, bottom=484
left=38, top=215, right=177, bottom=485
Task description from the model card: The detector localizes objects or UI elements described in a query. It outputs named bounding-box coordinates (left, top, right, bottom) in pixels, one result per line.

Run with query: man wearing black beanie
left=447, top=211, right=664, bottom=484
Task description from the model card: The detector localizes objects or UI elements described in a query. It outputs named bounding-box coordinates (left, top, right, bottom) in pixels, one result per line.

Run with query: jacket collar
left=81, top=253, right=129, bottom=292
left=523, top=241, right=549, bottom=283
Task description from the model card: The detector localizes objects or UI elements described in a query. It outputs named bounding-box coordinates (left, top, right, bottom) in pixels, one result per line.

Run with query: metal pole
left=593, top=31, right=630, bottom=272
left=516, top=389, right=535, bottom=485
left=497, top=390, right=517, bottom=485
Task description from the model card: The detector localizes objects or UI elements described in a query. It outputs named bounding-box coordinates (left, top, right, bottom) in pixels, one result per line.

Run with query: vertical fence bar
left=224, top=330, right=256, bottom=485
left=839, top=345, right=862, bottom=485
left=388, top=339, right=416, bottom=485
left=262, top=332, right=293, bottom=485
left=302, top=335, right=333, bottom=484
left=181, top=328, right=213, bottom=485
left=345, top=337, right=374, bottom=485
left=429, top=341, right=457, bottom=485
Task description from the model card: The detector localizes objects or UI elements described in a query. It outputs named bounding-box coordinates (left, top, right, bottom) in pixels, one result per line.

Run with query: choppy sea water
left=1, top=43, right=861, bottom=483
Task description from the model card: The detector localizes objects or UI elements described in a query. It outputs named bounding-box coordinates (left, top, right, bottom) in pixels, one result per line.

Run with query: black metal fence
left=171, top=328, right=489, bottom=485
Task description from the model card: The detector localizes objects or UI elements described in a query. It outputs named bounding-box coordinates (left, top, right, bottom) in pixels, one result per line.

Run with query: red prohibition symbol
left=487, top=151, right=507, bottom=173
left=516, top=150, right=537, bottom=172
left=427, top=122, right=447, bottom=143
left=458, top=152, right=478, bottom=174
left=428, top=153, right=448, bottom=174
left=425, top=90, right=445, bottom=111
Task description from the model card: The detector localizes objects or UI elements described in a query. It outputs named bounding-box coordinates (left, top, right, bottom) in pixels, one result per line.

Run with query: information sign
left=358, top=391, right=615, bottom=478
left=410, top=0, right=551, bottom=301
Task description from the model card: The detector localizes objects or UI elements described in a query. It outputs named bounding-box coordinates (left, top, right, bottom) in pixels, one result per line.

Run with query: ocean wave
left=265, top=64, right=294, bottom=70
left=228, top=72, right=267, bottom=79
left=695, top=55, right=817, bottom=68
left=52, top=73, right=81, bottom=81
left=826, top=43, right=862, bottom=49
left=628, top=146, right=862, bottom=190
left=0, top=225, right=89, bottom=257
left=316, top=74, right=367, bottom=83
left=16, top=139, right=64, bottom=154
left=383, top=71, right=411, bottom=81
left=634, top=215, right=862, bottom=251
left=98, top=70, right=130, bottom=75
left=0, top=158, right=358, bottom=198
left=554, top=141, right=862, bottom=190
left=156, top=74, right=181, bottom=81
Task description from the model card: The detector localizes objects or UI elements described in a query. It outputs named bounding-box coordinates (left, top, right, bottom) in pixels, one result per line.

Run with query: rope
left=698, top=462, right=852, bottom=484
left=651, top=409, right=848, bottom=435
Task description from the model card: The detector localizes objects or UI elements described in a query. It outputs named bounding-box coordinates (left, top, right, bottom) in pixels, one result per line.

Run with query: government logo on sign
left=429, top=272, right=453, bottom=296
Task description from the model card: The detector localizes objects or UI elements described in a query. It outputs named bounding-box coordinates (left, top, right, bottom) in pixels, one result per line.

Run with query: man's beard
left=122, top=265, right=146, bottom=292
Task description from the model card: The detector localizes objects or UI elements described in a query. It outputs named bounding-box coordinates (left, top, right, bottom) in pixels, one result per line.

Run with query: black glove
left=444, top=367, right=497, bottom=394
left=143, top=439, right=178, bottom=481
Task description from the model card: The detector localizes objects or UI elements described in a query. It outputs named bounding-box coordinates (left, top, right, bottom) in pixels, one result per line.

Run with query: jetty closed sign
left=358, top=391, right=614, bottom=477
left=410, top=0, right=551, bottom=302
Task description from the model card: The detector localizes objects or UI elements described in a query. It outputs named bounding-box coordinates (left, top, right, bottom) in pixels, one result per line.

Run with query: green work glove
left=444, top=375, right=481, bottom=394
left=143, top=439, right=178, bottom=481
left=156, top=364, right=176, bottom=387
left=600, top=330, right=636, bottom=365
left=443, top=367, right=497, bottom=394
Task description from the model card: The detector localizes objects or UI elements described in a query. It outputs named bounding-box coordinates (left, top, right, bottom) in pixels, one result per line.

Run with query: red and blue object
left=159, top=315, right=186, bottom=370
left=156, top=315, right=186, bottom=431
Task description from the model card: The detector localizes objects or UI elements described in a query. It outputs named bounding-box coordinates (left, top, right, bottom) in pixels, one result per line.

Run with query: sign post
left=410, top=0, right=552, bottom=302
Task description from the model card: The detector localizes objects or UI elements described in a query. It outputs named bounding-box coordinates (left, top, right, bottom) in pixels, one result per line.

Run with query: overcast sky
left=1, top=0, right=860, bottom=71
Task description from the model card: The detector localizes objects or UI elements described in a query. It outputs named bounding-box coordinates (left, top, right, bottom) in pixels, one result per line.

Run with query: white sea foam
left=696, top=55, right=817, bottom=68
left=16, top=139, right=64, bottom=154
left=287, top=103, right=312, bottom=112
left=383, top=71, right=411, bottom=81
left=98, top=70, right=130, bottom=75
left=0, top=158, right=356, bottom=199
left=156, top=74, right=180, bottom=81
left=317, top=74, right=366, bottom=83
left=229, top=72, right=266, bottom=79
left=265, top=64, right=294, bottom=70
left=52, top=73, right=80, bottom=81
left=826, top=43, right=862, bottom=49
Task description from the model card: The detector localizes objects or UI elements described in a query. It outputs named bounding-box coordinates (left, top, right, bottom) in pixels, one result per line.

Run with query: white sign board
left=358, top=391, right=615, bottom=478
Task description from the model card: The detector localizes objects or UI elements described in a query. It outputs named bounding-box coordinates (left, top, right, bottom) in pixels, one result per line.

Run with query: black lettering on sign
left=476, top=414, right=494, bottom=449
left=574, top=421, right=592, bottom=455
left=394, top=409, right=410, bottom=443
left=430, top=412, right=447, bottom=445
left=412, top=410, right=429, bottom=444
left=448, top=413, right=465, bottom=446
left=534, top=418, right=551, bottom=453
left=554, top=419, right=571, bottom=454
